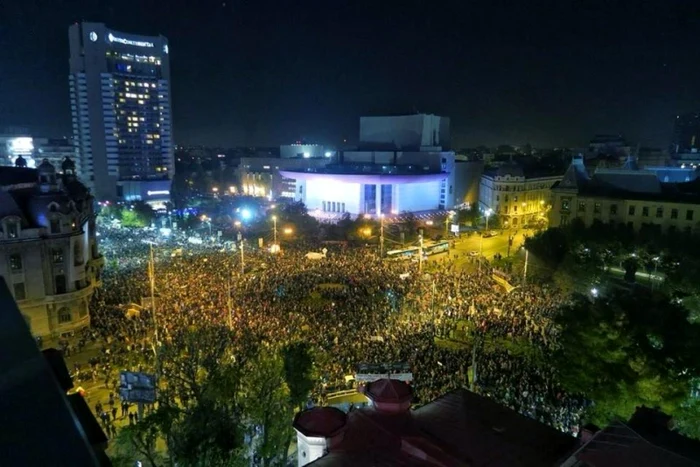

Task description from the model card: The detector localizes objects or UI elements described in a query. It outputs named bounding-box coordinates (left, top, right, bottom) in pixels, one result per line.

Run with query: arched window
left=58, top=307, right=72, bottom=324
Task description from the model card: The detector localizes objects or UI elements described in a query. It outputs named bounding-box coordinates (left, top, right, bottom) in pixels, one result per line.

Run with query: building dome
left=365, top=378, right=413, bottom=413
left=293, top=407, right=347, bottom=438
left=61, top=157, right=76, bottom=173
left=14, top=155, right=27, bottom=168
left=38, top=159, right=56, bottom=175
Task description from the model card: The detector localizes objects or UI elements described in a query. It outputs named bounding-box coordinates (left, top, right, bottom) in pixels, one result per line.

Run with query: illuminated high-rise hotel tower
left=69, top=22, right=173, bottom=203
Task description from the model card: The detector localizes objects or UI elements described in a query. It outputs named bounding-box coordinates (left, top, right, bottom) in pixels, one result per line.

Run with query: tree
left=282, top=343, right=314, bottom=410
left=111, top=411, right=165, bottom=467
left=242, top=348, right=294, bottom=467
left=554, top=290, right=700, bottom=427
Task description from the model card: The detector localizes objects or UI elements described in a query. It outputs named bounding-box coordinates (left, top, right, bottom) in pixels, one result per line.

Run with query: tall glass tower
left=69, top=22, right=173, bottom=203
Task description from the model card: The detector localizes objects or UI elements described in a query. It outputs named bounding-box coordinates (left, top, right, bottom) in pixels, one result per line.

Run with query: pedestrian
left=111, top=406, right=117, bottom=421
left=128, top=412, right=134, bottom=425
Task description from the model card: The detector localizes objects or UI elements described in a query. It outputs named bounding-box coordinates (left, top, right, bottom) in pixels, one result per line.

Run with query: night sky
left=1, top=0, right=699, bottom=148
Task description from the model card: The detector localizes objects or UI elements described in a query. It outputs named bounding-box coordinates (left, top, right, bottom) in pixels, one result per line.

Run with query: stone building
left=0, top=157, right=103, bottom=338
left=550, top=155, right=700, bottom=233
left=479, top=164, right=563, bottom=228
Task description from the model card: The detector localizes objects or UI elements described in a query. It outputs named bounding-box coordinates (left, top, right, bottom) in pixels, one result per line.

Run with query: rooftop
left=303, top=382, right=577, bottom=466
left=0, top=278, right=108, bottom=465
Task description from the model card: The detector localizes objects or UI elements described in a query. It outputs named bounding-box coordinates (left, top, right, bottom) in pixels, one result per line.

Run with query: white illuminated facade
left=69, top=22, right=173, bottom=201
left=0, top=160, right=103, bottom=338
left=279, top=114, right=460, bottom=217
left=282, top=169, right=448, bottom=216
left=0, top=135, right=37, bottom=168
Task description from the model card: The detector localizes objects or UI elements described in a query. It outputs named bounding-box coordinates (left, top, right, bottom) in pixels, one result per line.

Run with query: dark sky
left=1, top=0, right=699, bottom=148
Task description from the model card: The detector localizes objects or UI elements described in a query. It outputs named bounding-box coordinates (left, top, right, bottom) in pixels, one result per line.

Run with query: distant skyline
left=1, top=1, right=699, bottom=148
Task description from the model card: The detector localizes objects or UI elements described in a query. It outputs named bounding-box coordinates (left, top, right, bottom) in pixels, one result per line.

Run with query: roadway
left=427, top=230, right=532, bottom=270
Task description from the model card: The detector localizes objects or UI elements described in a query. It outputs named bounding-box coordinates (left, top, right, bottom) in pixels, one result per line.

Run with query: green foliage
left=554, top=291, right=700, bottom=427
left=278, top=202, right=319, bottom=240
left=282, top=343, right=314, bottom=409
left=674, top=393, right=700, bottom=440
left=111, top=410, right=165, bottom=467
left=242, top=348, right=294, bottom=467
left=118, top=202, right=156, bottom=228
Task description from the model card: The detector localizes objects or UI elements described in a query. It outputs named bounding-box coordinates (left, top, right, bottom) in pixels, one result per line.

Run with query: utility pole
left=470, top=334, right=478, bottom=391
left=379, top=214, right=385, bottom=258
left=431, top=279, right=437, bottom=338
left=444, top=214, right=450, bottom=237
left=227, top=277, right=233, bottom=329
left=523, top=248, right=529, bottom=284
left=148, top=243, right=160, bottom=371
left=418, top=229, right=424, bottom=273
left=240, top=238, right=245, bottom=274
left=272, top=215, right=278, bottom=245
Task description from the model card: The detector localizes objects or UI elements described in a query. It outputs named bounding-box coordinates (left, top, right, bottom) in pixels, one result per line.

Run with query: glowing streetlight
left=200, top=215, right=212, bottom=236
left=212, top=187, right=219, bottom=193
left=283, top=227, right=293, bottom=235
left=426, top=220, right=434, bottom=226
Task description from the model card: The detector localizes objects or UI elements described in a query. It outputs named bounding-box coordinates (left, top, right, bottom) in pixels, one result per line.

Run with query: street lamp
left=479, top=209, right=493, bottom=270
left=272, top=215, right=278, bottom=245
left=201, top=215, right=212, bottom=236
left=445, top=211, right=455, bottom=237
left=283, top=227, right=293, bottom=235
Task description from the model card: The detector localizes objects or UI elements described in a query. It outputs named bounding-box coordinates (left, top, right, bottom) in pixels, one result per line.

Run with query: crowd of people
left=70, top=225, right=584, bottom=438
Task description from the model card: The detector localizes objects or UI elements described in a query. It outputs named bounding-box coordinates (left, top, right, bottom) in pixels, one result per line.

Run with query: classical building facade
left=550, top=155, right=700, bottom=233
left=0, top=158, right=103, bottom=338
left=478, top=165, right=562, bottom=227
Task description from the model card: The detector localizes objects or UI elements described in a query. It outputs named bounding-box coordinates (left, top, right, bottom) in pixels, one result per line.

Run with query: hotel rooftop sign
left=108, top=33, right=154, bottom=48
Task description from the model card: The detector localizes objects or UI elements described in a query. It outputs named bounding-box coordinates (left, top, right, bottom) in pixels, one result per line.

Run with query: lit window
left=58, top=307, right=72, bottom=324
left=9, top=254, right=22, bottom=271
left=52, top=248, right=64, bottom=264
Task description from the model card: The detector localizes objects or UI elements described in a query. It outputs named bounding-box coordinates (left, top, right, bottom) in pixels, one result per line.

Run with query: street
left=428, top=230, right=532, bottom=269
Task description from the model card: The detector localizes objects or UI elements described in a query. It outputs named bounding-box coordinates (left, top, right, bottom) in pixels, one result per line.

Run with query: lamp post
left=144, top=242, right=160, bottom=374
left=272, top=215, right=278, bottom=245
left=201, top=215, right=212, bottom=237
left=379, top=213, right=385, bottom=258
left=478, top=209, right=493, bottom=272
left=444, top=211, right=454, bottom=237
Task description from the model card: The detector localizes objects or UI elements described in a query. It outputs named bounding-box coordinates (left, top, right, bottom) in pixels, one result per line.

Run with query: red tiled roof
left=294, top=406, right=347, bottom=438
left=366, top=378, right=413, bottom=404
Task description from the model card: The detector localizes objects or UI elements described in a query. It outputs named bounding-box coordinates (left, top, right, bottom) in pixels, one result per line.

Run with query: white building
left=0, top=159, right=103, bottom=338
left=35, top=138, right=75, bottom=170
left=237, top=157, right=331, bottom=199
left=359, top=114, right=450, bottom=150
left=69, top=22, right=173, bottom=202
left=281, top=114, right=464, bottom=217
left=280, top=144, right=331, bottom=159
left=0, top=135, right=36, bottom=168
left=479, top=164, right=562, bottom=227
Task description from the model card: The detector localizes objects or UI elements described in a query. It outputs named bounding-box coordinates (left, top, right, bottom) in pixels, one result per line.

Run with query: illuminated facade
left=281, top=166, right=449, bottom=216
left=279, top=114, right=463, bottom=216
left=237, top=157, right=331, bottom=199
left=0, top=135, right=36, bottom=168
left=68, top=22, right=173, bottom=202
left=0, top=160, right=103, bottom=338
left=479, top=165, right=562, bottom=227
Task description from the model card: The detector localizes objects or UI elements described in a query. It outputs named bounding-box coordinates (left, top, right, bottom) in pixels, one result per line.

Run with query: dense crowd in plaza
left=69, top=225, right=585, bottom=437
